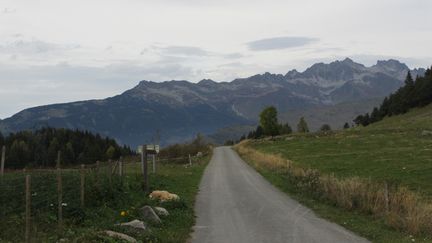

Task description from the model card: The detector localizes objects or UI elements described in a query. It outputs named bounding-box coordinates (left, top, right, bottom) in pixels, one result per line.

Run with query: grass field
left=0, top=156, right=210, bottom=242
left=251, top=104, right=432, bottom=197
left=236, top=104, right=432, bottom=242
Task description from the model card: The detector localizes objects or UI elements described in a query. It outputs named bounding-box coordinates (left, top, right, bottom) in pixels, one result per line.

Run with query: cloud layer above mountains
left=0, top=0, right=431, bottom=118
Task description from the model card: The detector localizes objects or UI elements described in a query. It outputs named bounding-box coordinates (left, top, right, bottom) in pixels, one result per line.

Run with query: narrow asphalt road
left=191, top=146, right=369, bottom=243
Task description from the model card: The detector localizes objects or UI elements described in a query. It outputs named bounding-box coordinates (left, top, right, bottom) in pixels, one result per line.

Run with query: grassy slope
left=0, top=157, right=210, bottom=242
left=252, top=104, right=432, bottom=198
left=239, top=104, right=432, bottom=243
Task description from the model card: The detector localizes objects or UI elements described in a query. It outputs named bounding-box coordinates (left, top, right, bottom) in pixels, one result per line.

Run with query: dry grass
left=234, top=140, right=432, bottom=236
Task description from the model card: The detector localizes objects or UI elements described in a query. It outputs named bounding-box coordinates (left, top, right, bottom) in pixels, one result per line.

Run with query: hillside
left=247, top=103, right=432, bottom=196
left=0, top=59, right=425, bottom=146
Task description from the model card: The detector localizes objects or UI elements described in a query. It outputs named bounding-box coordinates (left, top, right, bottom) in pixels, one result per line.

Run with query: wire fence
left=0, top=149, right=205, bottom=242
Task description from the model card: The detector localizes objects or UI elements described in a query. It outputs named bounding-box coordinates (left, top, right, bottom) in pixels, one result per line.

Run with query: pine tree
left=343, top=122, right=350, bottom=129
left=255, top=126, right=264, bottom=138
left=320, top=124, right=331, bottom=132
left=297, top=117, right=309, bottom=133
left=279, top=123, right=293, bottom=135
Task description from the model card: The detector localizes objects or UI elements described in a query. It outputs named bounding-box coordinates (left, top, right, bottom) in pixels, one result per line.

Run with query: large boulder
left=104, top=230, right=137, bottom=243
left=153, top=206, right=169, bottom=216
left=421, top=130, right=432, bottom=136
left=117, top=219, right=146, bottom=231
left=139, top=206, right=162, bottom=224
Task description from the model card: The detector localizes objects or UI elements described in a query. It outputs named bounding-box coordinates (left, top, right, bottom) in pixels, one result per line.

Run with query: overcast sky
left=0, top=0, right=431, bottom=118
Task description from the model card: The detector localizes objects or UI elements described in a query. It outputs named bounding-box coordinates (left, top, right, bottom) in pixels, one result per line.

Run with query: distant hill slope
left=0, top=59, right=425, bottom=146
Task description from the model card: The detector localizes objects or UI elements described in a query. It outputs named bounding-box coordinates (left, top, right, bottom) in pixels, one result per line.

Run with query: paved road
left=191, top=146, right=369, bottom=243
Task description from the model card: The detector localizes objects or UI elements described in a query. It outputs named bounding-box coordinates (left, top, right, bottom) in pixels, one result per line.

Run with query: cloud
left=1, top=8, right=16, bottom=14
left=153, top=45, right=210, bottom=57
left=0, top=36, right=80, bottom=55
left=224, top=53, right=245, bottom=59
left=247, top=36, right=318, bottom=51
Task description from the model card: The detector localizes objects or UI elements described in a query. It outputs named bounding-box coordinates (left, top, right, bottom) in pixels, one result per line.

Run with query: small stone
left=104, top=230, right=137, bottom=243
left=117, top=219, right=146, bottom=230
left=153, top=206, right=169, bottom=216
left=139, top=206, right=162, bottom=224
left=421, top=130, right=432, bottom=136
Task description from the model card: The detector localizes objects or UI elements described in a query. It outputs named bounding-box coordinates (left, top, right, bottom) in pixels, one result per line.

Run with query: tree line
left=0, top=127, right=134, bottom=169
left=354, top=66, right=432, bottom=126
left=224, top=106, right=333, bottom=144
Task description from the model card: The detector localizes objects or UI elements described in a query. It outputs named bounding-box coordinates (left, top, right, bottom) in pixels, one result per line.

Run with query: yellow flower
left=120, top=211, right=127, bottom=217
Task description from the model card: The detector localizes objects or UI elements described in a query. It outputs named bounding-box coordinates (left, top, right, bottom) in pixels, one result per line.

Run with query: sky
left=0, top=0, right=431, bottom=118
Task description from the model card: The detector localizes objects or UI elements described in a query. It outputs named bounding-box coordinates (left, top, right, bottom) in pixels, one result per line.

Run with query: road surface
left=191, top=146, right=369, bottom=243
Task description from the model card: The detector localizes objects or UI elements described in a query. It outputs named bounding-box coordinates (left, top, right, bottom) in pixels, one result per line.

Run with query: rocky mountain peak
left=198, top=79, right=217, bottom=86
left=374, top=59, right=408, bottom=71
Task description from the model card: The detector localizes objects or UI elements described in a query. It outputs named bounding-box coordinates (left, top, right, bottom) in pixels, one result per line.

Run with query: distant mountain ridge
left=0, top=58, right=425, bottom=146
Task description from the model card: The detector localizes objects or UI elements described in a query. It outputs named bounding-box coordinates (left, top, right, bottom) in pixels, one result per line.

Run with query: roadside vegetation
left=0, top=131, right=211, bottom=242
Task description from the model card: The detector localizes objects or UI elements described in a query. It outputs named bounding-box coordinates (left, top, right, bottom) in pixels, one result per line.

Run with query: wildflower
left=120, top=211, right=127, bottom=217
left=61, top=203, right=67, bottom=207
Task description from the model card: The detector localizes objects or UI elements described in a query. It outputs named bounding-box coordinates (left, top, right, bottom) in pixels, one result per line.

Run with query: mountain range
left=0, top=58, right=425, bottom=147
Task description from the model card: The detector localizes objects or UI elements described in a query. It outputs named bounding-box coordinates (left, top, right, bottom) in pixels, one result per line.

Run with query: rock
left=421, top=130, right=432, bottom=136
left=285, top=137, right=294, bottom=141
left=149, top=190, right=180, bottom=202
left=104, top=230, right=137, bottom=243
left=139, top=206, right=162, bottom=224
left=196, top=152, right=203, bottom=157
left=153, top=206, right=169, bottom=216
left=117, top=219, right=146, bottom=230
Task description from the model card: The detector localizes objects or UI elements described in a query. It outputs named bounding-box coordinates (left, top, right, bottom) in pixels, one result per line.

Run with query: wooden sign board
left=137, top=145, right=159, bottom=154
left=146, top=145, right=160, bottom=154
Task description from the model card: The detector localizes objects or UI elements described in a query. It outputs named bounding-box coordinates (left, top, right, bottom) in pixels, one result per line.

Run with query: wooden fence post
left=119, top=157, right=123, bottom=185
left=80, top=164, right=85, bottom=208
left=56, top=151, right=61, bottom=168
left=189, top=154, right=192, bottom=166
left=1, top=145, right=5, bottom=177
left=108, top=159, right=112, bottom=188
left=25, top=175, right=31, bottom=243
left=57, top=152, right=63, bottom=235
left=142, top=147, right=148, bottom=193
left=96, top=160, right=100, bottom=187
left=384, top=182, right=389, bottom=213
left=152, top=155, right=156, bottom=174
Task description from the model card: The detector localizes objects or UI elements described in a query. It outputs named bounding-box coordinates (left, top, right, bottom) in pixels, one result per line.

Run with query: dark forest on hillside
left=354, top=66, right=432, bottom=126
left=0, top=127, right=134, bottom=169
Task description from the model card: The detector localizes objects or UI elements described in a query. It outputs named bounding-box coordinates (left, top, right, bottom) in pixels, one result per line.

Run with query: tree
left=297, top=117, right=309, bottom=133
left=343, top=122, right=350, bottom=129
left=320, top=124, right=331, bottom=132
left=355, top=66, right=432, bottom=127
left=106, top=145, right=116, bottom=159
left=9, top=140, right=30, bottom=168
left=259, top=106, right=280, bottom=136
left=64, top=142, right=75, bottom=164
left=370, top=107, right=380, bottom=123
left=47, top=137, right=60, bottom=166
left=279, top=123, right=293, bottom=135
left=0, top=131, right=4, bottom=145
left=255, top=126, right=264, bottom=138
